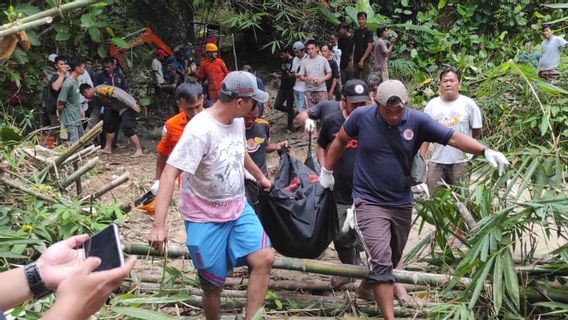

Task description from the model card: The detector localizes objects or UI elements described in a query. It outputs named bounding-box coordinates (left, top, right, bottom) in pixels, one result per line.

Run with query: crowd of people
left=27, top=12, right=568, bottom=320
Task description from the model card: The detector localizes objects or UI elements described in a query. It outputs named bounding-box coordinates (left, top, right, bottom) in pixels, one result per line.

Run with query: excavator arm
left=108, top=27, right=174, bottom=70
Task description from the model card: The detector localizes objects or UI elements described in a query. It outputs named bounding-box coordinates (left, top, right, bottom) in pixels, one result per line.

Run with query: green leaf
left=401, top=0, right=409, bottom=7
left=438, top=0, right=447, bottom=9
left=493, top=256, right=503, bottom=313
left=97, top=45, right=108, bottom=58
left=252, top=307, right=265, bottom=320
left=503, top=250, right=520, bottom=307
left=89, top=27, right=103, bottom=43
left=111, top=307, right=176, bottom=319
left=544, top=3, right=568, bottom=8
left=80, top=13, right=96, bottom=28
left=138, top=97, right=151, bottom=107
left=120, top=294, right=192, bottom=304
left=468, top=255, right=494, bottom=310
left=1, top=126, right=23, bottom=145
left=110, top=37, right=130, bottom=49
left=14, top=3, right=40, bottom=17
left=26, top=30, right=40, bottom=46
left=0, top=251, right=26, bottom=258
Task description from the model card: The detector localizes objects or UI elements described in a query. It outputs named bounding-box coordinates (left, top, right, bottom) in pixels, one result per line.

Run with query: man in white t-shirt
left=149, top=71, right=274, bottom=320
left=421, top=66, right=483, bottom=196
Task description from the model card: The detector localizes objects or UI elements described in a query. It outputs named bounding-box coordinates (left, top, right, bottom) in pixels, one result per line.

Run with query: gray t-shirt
left=539, top=35, right=568, bottom=71
left=372, top=38, right=388, bottom=71
left=151, top=58, right=164, bottom=85
left=299, top=55, right=331, bottom=92
left=292, top=54, right=307, bottom=92
left=424, top=95, right=482, bottom=164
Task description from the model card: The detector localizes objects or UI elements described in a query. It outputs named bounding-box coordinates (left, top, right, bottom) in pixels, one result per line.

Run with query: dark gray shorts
left=426, top=161, right=470, bottom=196
left=353, top=198, right=412, bottom=284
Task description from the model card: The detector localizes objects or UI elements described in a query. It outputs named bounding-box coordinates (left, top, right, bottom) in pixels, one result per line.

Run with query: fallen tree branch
left=61, top=157, right=99, bottom=188
left=80, top=173, right=129, bottom=203
left=0, top=176, right=57, bottom=203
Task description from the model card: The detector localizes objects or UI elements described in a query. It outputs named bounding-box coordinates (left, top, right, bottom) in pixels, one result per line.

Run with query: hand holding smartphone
left=83, top=224, right=125, bottom=272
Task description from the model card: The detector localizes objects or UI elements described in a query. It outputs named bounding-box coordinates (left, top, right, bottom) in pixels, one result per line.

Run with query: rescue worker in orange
left=196, top=43, right=229, bottom=102
left=150, top=82, right=204, bottom=194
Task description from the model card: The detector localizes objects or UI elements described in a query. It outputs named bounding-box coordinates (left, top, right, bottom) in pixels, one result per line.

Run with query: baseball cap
left=220, top=71, right=269, bottom=103
left=376, top=80, right=408, bottom=107
left=342, top=79, right=370, bottom=103
left=292, top=41, right=305, bottom=51
left=48, top=53, right=57, bottom=63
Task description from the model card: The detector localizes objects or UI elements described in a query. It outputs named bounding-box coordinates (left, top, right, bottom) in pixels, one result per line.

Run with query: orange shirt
left=156, top=112, right=190, bottom=157
left=195, top=58, right=229, bottom=91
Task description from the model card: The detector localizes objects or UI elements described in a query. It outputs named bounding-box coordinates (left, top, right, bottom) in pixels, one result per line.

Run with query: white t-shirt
left=167, top=111, right=246, bottom=223
left=292, top=54, right=307, bottom=92
left=424, top=95, right=483, bottom=164
left=151, top=58, right=164, bottom=85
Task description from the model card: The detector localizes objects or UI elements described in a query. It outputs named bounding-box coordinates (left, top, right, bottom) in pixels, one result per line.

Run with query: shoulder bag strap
left=375, top=112, right=411, bottom=177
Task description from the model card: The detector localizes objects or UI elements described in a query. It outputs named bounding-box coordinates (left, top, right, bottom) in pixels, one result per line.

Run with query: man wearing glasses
left=149, top=71, right=274, bottom=320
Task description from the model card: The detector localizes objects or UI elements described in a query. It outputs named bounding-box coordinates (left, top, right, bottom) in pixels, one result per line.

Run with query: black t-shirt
left=353, top=27, right=373, bottom=62
left=246, top=119, right=270, bottom=175
left=325, top=59, right=340, bottom=92
left=307, top=100, right=341, bottom=121
left=338, top=35, right=354, bottom=69
left=318, top=110, right=357, bottom=205
left=280, top=57, right=295, bottom=88
left=44, top=73, right=65, bottom=114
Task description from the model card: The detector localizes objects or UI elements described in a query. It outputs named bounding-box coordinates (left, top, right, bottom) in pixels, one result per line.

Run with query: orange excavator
left=108, top=27, right=174, bottom=70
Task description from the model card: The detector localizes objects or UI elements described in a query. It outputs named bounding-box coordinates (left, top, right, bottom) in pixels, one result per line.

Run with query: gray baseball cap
left=376, top=80, right=408, bottom=107
left=220, top=71, right=269, bottom=103
left=48, top=53, right=58, bottom=63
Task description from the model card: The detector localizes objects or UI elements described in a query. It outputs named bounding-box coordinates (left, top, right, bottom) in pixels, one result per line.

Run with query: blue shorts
left=294, top=89, right=306, bottom=112
left=185, top=202, right=271, bottom=288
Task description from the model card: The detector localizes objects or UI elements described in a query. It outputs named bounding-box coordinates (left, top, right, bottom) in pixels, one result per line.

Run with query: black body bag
left=258, top=151, right=338, bottom=259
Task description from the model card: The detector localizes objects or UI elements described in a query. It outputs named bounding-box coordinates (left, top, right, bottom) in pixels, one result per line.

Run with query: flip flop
left=98, top=149, right=112, bottom=155
left=130, top=153, right=143, bottom=158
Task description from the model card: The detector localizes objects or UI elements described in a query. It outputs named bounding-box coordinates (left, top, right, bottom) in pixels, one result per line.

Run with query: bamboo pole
left=122, top=243, right=472, bottom=287
left=0, top=17, right=53, bottom=38
left=80, top=173, right=129, bottom=203
left=0, top=176, right=57, bottom=203
left=38, top=121, right=102, bottom=181
left=0, top=0, right=103, bottom=31
left=61, top=145, right=100, bottom=166
left=61, top=157, right=99, bottom=188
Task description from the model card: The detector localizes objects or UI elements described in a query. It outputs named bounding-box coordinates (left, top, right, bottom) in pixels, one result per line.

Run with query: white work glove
left=483, top=148, right=510, bottom=176
left=319, top=167, right=335, bottom=190
left=150, top=180, right=160, bottom=195
left=416, top=182, right=430, bottom=199
left=304, top=119, right=316, bottom=133
left=341, top=204, right=356, bottom=233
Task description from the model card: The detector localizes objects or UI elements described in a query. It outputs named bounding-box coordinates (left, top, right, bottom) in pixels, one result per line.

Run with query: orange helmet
left=205, top=43, right=218, bottom=52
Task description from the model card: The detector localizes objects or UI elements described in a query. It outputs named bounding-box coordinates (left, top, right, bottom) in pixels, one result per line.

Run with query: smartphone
left=83, top=224, right=125, bottom=272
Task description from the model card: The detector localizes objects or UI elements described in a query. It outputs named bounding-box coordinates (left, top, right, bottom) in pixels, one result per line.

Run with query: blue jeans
left=293, top=90, right=306, bottom=112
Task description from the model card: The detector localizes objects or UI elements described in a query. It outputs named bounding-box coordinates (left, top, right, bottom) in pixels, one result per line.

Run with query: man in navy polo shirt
left=320, top=80, right=509, bottom=320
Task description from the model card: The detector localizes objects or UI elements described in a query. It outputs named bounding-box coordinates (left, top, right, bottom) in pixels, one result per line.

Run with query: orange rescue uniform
left=195, top=58, right=229, bottom=102
left=156, top=111, right=190, bottom=157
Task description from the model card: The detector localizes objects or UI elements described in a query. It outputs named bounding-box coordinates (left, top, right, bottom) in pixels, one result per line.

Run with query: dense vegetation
left=0, top=0, right=567, bottom=319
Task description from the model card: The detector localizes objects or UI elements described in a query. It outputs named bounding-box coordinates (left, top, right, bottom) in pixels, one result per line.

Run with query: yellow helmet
left=205, top=43, right=218, bottom=52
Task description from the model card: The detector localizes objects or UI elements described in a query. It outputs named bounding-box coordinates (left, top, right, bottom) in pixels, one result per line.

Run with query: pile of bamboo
left=121, top=242, right=568, bottom=318
left=0, top=122, right=130, bottom=211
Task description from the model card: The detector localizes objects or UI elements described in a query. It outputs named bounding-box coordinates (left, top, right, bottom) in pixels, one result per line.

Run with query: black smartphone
left=83, top=224, right=125, bottom=272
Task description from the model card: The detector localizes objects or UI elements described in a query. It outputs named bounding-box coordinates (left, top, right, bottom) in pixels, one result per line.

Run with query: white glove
left=484, top=149, right=510, bottom=176
left=150, top=180, right=160, bottom=195
left=304, top=119, right=316, bottom=133
left=417, top=183, right=430, bottom=199
left=319, top=167, right=335, bottom=190
left=341, top=204, right=356, bottom=233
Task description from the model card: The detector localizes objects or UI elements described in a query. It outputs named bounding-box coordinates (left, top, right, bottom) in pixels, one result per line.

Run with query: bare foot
left=355, top=280, right=374, bottom=301
left=99, top=148, right=112, bottom=155
left=130, top=151, right=144, bottom=158
left=331, top=276, right=353, bottom=289
left=394, top=283, right=415, bottom=305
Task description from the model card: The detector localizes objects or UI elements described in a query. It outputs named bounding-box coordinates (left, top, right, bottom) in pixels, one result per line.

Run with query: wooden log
left=38, top=121, right=102, bottom=181
left=61, top=157, right=99, bottom=188
left=0, top=0, right=102, bottom=31
left=0, top=176, right=57, bottom=203
left=73, top=162, right=82, bottom=195
left=80, top=173, right=129, bottom=203
left=61, top=145, right=100, bottom=166
left=0, top=17, right=53, bottom=37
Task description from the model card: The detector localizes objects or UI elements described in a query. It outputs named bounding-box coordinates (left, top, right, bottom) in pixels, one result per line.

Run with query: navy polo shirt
left=343, top=105, right=454, bottom=206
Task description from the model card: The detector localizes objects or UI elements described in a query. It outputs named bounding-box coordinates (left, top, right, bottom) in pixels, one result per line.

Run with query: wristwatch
left=24, top=263, right=52, bottom=299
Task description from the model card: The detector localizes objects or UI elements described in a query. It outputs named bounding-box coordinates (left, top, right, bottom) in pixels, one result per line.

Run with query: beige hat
left=376, top=80, right=408, bottom=107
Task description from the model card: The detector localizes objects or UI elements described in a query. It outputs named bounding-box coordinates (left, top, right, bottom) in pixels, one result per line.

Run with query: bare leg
left=202, top=287, right=222, bottom=320
left=129, top=135, right=144, bottom=156
left=372, top=283, right=395, bottom=320
left=244, top=248, right=274, bottom=319
left=101, top=132, right=115, bottom=153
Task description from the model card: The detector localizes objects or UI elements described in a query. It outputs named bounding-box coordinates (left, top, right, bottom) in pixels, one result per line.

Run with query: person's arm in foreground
left=149, top=164, right=181, bottom=249
left=245, top=152, right=272, bottom=191
left=266, top=141, right=287, bottom=153
left=447, top=131, right=510, bottom=174
left=43, top=256, right=136, bottom=320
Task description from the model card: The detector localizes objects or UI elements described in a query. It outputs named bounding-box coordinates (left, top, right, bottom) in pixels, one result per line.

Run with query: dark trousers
left=274, top=85, right=295, bottom=131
